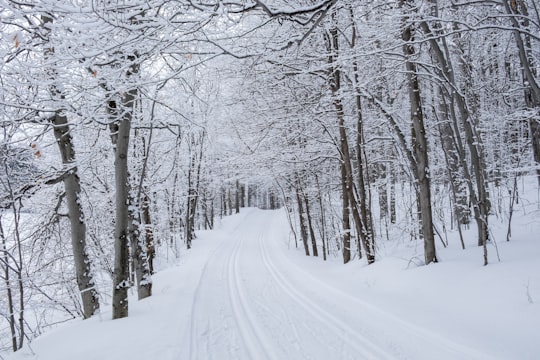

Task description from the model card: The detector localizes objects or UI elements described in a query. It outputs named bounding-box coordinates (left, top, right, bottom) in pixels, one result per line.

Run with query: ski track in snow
left=227, top=230, right=277, bottom=360
left=185, top=209, right=496, bottom=360
left=258, top=232, right=392, bottom=360
left=188, top=213, right=278, bottom=360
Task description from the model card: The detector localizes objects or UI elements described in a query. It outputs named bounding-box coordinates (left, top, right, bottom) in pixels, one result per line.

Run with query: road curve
left=185, top=208, right=493, bottom=360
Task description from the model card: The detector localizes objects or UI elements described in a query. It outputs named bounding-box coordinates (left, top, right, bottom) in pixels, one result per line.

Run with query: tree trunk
left=350, top=6, right=376, bottom=261
left=0, top=217, right=18, bottom=351
left=315, top=176, right=328, bottom=261
left=186, top=132, right=203, bottom=248
left=401, top=1, right=437, bottom=264
left=42, top=14, right=100, bottom=318
left=378, top=163, right=389, bottom=220
left=112, top=95, right=133, bottom=319
left=228, top=188, right=233, bottom=215
left=110, top=55, right=139, bottom=318
left=503, top=0, right=540, bottom=185
left=186, top=149, right=195, bottom=249
left=142, top=194, right=155, bottom=275
left=419, top=18, right=490, bottom=253
left=304, top=194, right=318, bottom=257
left=295, top=180, right=310, bottom=256
left=439, top=119, right=470, bottom=226
left=128, top=199, right=152, bottom=300
left=269, top=191, right=276, bottom=210
left=389, top=167, right=396, bottom=224
left=52, top=113, right=100, bottom=317
left=326, top=20, right=374, bottom=264
left=340, top=161, right=352, bottom=264
left=235, top=180, right=240, bottom=213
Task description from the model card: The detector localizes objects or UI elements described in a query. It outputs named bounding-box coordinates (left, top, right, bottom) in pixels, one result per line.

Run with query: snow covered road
left=181, top=208, right=493, bottom=360
left=10, top=207, right=535, bottom=360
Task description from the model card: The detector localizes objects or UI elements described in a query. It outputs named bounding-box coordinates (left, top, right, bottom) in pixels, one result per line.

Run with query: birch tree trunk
left=142, top=194, right=155, bottom=275
left=52, top=113, right=101, bottom=317
left=112, top=97, right=132, bottom=319
left=42, top=15, right=100, bottom=318
left=110, top=58, right=139, bottom=319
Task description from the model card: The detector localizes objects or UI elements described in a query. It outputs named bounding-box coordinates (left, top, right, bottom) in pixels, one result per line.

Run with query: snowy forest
left=1, top=0, right=539, bottom=358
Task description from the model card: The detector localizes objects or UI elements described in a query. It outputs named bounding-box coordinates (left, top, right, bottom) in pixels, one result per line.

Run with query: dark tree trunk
left=235, top=180, right=240, bottom=213
left=419, top=9, right=490, bottom=260
left=378, top=163, right=389, bottom=220
left=186, top=132, right=204, bottom=248
left=228, top=188, right=233, bottom=215
left=240, top=184, right=245, bottom=208
left=0, top=218, right=18, bottom=351
left=340, top=162, right=352, bottom=264
left=316, top=176, right=328, bottom=261
left=401, top=1, right=437, bottom=264
left=326, top=19, right=375, bottom=264
left=304, top=194, right=318, bottom=257
left=269, top=191, right=276, bottom=210
left=295, top=181, right=310, bottom=256
left=503, top=0, right=540, bottom=185
left=350, top=6, right=376, bottom=260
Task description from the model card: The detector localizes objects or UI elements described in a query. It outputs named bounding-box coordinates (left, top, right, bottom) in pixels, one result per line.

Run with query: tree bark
left=400, top=1, right=437, bottom=264
left=503, top=0, right=540, bottom=185
left=340, top=161, right=351, bottom=264
left=52, top=113, right=101, bottom=317
left=304, top=194, right=318, bottom=257
left=0, top=217, right=18, bottom=351
left=186, top=132, right=204, bottom=248
left=235, top=180, right=240, bottom=213
left=326, top=19, right=374, bottom=264
left=42, top=14, right=100, bottom=318
left=142, top=194, right=155, bottom=275
left=419, top=17, right=490, bottom=252
left=110, top=55, right=139, bottom=318
left=315, top=175, right=328, bottom=261
left=112, top=95, right=132, bottom=319
left=295, top=178, right=310, bottom=256
left=350, top=5, right=376, bottom=261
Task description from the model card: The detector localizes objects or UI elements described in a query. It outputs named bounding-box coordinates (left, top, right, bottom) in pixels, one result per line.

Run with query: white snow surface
left=6, top=208, right=540, bottom=360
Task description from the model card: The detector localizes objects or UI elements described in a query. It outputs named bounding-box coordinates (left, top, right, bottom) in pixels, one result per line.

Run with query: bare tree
left=38, top=13, right=101, bottom=319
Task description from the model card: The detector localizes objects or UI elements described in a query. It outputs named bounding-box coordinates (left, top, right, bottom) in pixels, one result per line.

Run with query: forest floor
left=5, top=207, right=540, bottom=360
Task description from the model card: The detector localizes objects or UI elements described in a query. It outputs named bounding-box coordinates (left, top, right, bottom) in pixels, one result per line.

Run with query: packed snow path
left=181, top=209, right=492, bottom=360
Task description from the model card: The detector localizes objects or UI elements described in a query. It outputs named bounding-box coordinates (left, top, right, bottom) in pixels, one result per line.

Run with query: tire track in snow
left=258, top=226, right=396, bottom=360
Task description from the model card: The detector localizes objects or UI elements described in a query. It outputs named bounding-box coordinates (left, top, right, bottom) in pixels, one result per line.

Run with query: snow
left=5, top=208, right=539, bottom=360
